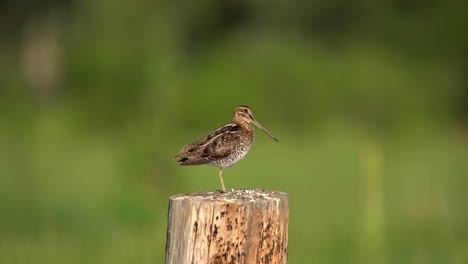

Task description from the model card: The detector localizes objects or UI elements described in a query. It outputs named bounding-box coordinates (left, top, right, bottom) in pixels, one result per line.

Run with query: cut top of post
left=170, top=189, right=288, bottom=203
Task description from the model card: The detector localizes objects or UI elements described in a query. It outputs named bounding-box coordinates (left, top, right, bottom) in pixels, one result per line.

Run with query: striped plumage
left=174, top=105, right=278, bottom=191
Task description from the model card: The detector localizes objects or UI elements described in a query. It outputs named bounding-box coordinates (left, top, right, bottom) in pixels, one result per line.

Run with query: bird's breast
left=212, top=140, right=253, bottom=169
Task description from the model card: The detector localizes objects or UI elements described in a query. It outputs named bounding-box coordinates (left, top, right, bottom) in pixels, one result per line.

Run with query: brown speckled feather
left=175, top=123, right=243, bottom=166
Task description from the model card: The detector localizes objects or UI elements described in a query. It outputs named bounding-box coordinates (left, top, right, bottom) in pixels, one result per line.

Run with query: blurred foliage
left=1, top=0, right=468, bottom=263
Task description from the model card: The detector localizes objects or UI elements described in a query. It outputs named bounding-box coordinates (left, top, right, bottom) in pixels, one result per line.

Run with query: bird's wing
left=203, top=132, right=241, bottom=161
left=176, top=123, right=242, bottom=166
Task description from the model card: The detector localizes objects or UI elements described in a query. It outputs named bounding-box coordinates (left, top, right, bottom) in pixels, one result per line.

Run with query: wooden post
left=165, top=189, right=289, bottom=264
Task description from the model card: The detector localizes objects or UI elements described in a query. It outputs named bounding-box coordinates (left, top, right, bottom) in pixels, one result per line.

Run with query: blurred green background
left=1, top=0, right=468, bottom=263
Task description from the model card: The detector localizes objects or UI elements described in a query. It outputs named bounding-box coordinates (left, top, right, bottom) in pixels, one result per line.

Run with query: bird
left=174, top=105, right=278, bottom=191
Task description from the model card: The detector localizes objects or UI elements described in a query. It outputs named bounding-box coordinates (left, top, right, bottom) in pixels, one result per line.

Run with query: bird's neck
left=232, top=119, right=253, bottom=131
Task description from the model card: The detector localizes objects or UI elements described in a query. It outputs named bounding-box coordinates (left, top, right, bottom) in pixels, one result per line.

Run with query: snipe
left=174, top=105, right=278, bottom=191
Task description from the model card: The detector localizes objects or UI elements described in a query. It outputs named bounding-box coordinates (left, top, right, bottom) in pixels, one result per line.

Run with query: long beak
left=252, top=119, right=278, bottom=141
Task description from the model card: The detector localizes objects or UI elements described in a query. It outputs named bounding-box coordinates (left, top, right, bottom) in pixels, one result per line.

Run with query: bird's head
left=233, top=105, right=278, bottom=141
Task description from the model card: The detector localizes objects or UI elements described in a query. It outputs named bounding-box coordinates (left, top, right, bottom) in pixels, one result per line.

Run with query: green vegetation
left=1, top=1, right=467, bottom=263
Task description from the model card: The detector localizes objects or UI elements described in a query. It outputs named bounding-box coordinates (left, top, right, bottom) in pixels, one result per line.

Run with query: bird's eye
left=243, top=109, right=248, bottom=113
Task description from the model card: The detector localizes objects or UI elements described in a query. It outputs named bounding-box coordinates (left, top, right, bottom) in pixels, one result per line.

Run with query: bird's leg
left=218, top=168, right=226, bottom=192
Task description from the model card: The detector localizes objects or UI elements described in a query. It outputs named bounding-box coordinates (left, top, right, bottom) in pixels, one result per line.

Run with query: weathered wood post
left=165, top=189, right=289, bottom=264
